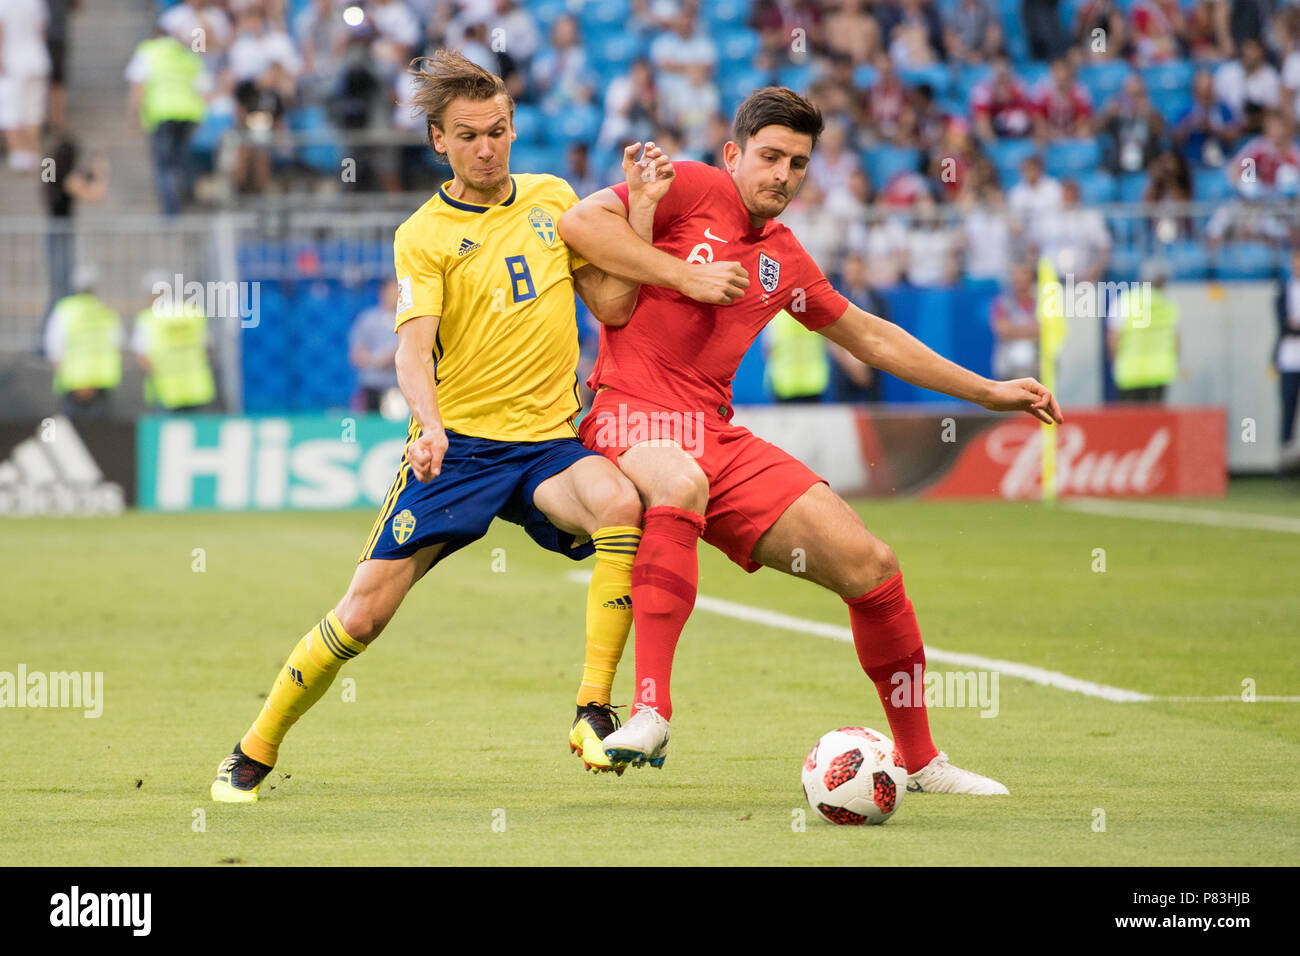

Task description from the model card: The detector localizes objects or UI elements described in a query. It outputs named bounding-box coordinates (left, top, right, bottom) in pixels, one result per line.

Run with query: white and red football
left=801, top=726, right=907, bottom=825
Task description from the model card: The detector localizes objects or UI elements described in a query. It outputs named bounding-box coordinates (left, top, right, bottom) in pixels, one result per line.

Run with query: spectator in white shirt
left=1032, top=179, right=1112, bottom=281
left=1007, top=154, right=1063, bottom=254
left=0, top=0, right=52, bottom=171
left=807, top=119, right=861, bottom=201
left=159, top=0, right=234, bottom=57
left=1214, top=38, right=1281, bottom=130
left=782, top=179, right=843, bottom=273
left=531, top=14, right=594, bottom=110
left=961, top=178, right=1014, bottom=282
left=905, top=195, right=961, bottom=287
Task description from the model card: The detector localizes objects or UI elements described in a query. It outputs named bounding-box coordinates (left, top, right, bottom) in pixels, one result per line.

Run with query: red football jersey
left=594, top=161, right=849, bottom=417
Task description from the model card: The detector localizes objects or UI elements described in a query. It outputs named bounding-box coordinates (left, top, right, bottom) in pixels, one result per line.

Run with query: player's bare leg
left=533, top=455, right=644, bottom=772
left=597, top=442, right=709, bottom=768
left=333, top=543, right=446, bottom=645
left=212, top=544, right=444, bottom=802
left=751, top=483, right=1008, bottom=795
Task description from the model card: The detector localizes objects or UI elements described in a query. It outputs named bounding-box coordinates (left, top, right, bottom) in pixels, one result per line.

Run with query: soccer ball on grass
left=801, top=726, right=907, bottom=825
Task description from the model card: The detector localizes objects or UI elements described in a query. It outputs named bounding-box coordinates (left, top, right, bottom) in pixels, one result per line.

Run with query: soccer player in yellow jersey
left=210, top=51, right=738, bottom=801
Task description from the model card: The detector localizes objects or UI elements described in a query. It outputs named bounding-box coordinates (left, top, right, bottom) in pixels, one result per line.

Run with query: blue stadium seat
left=1044, top=136, right=1103, bottom=177
left=1001, top=14, right=1029, bottom=62
left=1078, top=61, right=1132, bottom=107
left=899, top=64, right=952, bottom=98
left=862, top=146, right=921, bottom=186
left=1163, top=240, right=1210, bottom=280
left=1017, top=61, right=1051, bottom=89
left=1117, top=171, right=1148, bottom=202
left=531, top=0, right=568, bottom=30
left=722, top=67, right=772, bottom=107
left=958, top=63, right=993, bottom=105
left=851, top=65, right=879, bottom=90
left=704, top=0, right=752, bottom=28
left=511, top=103, right=544, bottom=145
left=1108, top=243, right=1143, bottom=279
left=936, top=97, right=967, bottom=117
left=581, top=0, right=630, bottom=29
left=1150, top=87, right=1193, bottom=125
left=511, top=144, right=567, bottom=176
left=588, top=33, right=646, bottom=82
left=718, top=29, right=761, bottom=67
left=1077, top=169, right=1117, bottom=203
left=287, top=106, right=342, bottom=174
left=1192, top=167, right=1234, bottom=202
left=190, top=111, right=234, bottom=172
left=985, top=139, right=1039, bottom=184
left=1217, top=242, right=1280, bottom=279
left=1140, top=61, right=1194, bottom=94
left=777, top=62, right=817, bottom=93
left=547, top=102, right=602, bottom=145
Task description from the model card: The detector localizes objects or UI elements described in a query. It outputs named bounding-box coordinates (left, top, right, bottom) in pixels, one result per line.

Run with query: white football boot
left=906, top=751, right=1009, bottom=795
left=602, top=705, right=670, bottom=769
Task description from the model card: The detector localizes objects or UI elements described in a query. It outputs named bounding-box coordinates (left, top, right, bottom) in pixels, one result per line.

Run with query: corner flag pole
left=1037, top=257, right=1065, bottom=504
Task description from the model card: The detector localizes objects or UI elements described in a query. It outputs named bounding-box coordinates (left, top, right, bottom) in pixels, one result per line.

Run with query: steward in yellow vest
left=763, top=308, right=830, bottom=403
left=126, top=29, right=207, bottom=215
left=130, top=35, right=205, bottom=133
left=134, top=301, right=216, bottom=411
left=1108, top=269, right=1179, bottom=403
left=45, top=274, right=123, bottom=418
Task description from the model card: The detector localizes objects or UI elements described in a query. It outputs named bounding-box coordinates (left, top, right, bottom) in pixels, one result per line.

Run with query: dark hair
left=407, top=49, right=514, bottom=151
left=732, top=86, right=824, bottom=151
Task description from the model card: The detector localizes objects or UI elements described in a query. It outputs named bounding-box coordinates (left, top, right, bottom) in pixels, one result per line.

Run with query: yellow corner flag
left=1037, top=256, right=1066, bottom=503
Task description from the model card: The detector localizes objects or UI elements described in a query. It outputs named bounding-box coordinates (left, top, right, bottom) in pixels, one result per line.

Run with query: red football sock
left=629, top=505, right=706, bottom=720
left=844, top=571, right=939, bottom=773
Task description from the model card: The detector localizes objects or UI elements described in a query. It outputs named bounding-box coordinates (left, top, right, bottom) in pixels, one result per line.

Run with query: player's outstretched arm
left=572, top=142, right=672, bottom=326
left=558, top=172, right=749, bottom=307
left=394, top=314, right=450, bottom=482
left=820, top=303, right=1064, bottom=424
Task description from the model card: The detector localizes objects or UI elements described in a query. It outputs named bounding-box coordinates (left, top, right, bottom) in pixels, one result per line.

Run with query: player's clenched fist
left=408, top=429, right=449, bottom=483
left=678, top=260, right=750, bottom=305
left=981, top=377, right=1064, bottom=424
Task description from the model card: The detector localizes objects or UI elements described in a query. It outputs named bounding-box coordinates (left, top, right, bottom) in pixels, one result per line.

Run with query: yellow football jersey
left=393, top=174, right=591, bottom=442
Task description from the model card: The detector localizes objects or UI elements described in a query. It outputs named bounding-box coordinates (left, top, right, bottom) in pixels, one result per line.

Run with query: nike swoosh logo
left=703, top=228, right=728, bottom=243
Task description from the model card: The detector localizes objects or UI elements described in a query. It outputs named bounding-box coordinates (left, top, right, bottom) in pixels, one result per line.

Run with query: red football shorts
left=579, top=386, right=826, bottom=572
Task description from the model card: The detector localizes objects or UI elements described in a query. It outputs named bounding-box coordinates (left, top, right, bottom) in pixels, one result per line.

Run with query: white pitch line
left=1061, top=498, right=1300, bottom=534
left=564, top=571, right=1297, bottom=704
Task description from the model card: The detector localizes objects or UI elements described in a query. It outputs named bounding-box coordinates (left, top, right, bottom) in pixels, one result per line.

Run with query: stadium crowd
left=6, top=0, right=1300, bottom=282
left=2, top=0, right=1298, bottom=429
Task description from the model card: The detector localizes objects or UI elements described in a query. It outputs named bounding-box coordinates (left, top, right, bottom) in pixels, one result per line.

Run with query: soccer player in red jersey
left=558, top=87, right=1062, bottom=793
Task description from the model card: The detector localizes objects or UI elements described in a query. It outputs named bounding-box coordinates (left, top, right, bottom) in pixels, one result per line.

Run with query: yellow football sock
left=577, top=526, right=641, bottom=707
left=240, top=610, right=366, bottom=767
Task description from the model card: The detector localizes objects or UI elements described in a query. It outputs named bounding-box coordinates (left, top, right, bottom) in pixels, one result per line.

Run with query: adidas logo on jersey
left=602, top=595, right=632, bottom=610
left=457, top=238, right=481, bottom=257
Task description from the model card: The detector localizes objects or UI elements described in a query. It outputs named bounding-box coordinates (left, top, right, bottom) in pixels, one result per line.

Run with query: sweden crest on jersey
left=758, top=253, right=781, bottom=292
left=528, top=206, right=556, bottom=246
left=392, top=508, right=416, bottom=545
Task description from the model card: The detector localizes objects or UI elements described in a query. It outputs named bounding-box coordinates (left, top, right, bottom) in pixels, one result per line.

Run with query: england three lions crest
left=528, top=206, right=556, bottom=246
left=758, top=253, right=780, bottom=292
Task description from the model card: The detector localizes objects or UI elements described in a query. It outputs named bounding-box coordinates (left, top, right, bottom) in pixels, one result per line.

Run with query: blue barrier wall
left=240, top=243, right=1005, bottom=412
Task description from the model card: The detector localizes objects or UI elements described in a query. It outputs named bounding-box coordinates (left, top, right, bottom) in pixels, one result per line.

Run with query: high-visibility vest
left=136, top=37, right=205, bottom=132
left=137, top=304, right=216, bottom=409
left=1114, top=287, right=1178, bottom=389
left=765, top=309, right=830, bottom=399
left=53, top=295, right=122, bottom=394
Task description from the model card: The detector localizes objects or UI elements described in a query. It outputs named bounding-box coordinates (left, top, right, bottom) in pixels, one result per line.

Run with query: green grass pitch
left=2, top=481, right=1297, bottom=865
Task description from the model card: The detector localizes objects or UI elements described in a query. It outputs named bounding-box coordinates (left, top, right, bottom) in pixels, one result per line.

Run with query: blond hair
left=407, top=50, right=514, bottom=152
